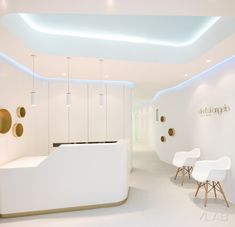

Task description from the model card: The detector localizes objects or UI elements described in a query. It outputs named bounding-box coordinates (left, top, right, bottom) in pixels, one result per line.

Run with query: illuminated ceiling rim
left=0, top=51, right=135, bottom=87
left=19, top=14, right=221, bottom=47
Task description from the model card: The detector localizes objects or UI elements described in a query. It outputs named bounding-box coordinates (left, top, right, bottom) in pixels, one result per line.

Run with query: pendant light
left=99, top=59, right=104, bottom=107
left=30, top=54, right=37, bottom=106
left=66, top=57, right=71, bottom=107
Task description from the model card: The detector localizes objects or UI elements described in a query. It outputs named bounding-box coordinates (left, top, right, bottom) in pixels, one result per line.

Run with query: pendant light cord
left=31, top=54, right=36, bottom=92
left=67, top=57, right=71, bottom=93
left=99, top=59, right=103, bottom=81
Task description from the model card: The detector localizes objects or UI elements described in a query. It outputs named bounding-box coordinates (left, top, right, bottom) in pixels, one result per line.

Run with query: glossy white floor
left=1, top=151, right=235, bottom=227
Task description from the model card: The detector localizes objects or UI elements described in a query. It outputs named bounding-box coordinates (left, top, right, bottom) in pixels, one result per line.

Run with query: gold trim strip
left=0, top=197, right=128, bottom=218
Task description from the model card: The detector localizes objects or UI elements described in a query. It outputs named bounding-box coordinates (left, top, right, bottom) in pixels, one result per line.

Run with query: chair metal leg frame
left=194, top=181, right=229, bottom=207
left=174, top=166, right=193, bottom=186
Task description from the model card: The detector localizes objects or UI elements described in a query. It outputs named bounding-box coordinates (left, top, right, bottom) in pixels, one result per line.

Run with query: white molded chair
left=192, top=156, right=231, bottom=207
left=172, top=148, right=200, bottom=185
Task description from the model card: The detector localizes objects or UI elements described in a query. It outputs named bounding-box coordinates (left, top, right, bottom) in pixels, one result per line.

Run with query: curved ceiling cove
left=20, top=14, right=219, bottom=47
left=0, top=51, right=135, bottom=87
left=152, top=54, right=235, bottom=102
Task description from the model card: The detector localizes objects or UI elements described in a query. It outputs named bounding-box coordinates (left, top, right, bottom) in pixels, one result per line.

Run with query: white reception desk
left=0, top=140, right=129, bottom=218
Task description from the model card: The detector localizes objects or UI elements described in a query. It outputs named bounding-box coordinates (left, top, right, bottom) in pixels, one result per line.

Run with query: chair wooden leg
left=195, top=181, right=229, bottom=208
left=187, top=167, right=191, bottom=179
left=175, top=166, right=193, bottom=185
left=195, top=182, right=201, bottom=197
left=181, top=168, right=185, bottom=186
left=174, top=168, right=180, bottom=180
left=212, top=181, right=217, bottom=198
left=204, top=181, right=209, bottom=207
left=218, top=182, right=229, bottom=207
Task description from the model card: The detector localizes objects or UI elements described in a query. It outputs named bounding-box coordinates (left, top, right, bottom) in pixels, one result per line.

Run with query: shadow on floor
left=169, top=176, right=196, bottom=189
left=188, top=191, right=235, bottom=214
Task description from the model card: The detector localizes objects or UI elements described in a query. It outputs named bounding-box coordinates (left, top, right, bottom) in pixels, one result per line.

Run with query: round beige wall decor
left=0, top=109, right=12, bottom=134
left=12, top=123, right=24, bottom=137
left=160, top=136, right=166, bottom=142
left=168, top=128, right=175, bottom=136
left=17, top=106, right=26, bottom=118
left=160, top=116, right=166, bottom=122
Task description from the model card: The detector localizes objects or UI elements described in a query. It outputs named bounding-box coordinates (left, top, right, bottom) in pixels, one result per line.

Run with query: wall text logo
left=199, top=104, right=230, bottom=116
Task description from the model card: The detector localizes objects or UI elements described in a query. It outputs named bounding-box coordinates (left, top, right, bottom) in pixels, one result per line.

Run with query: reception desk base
left=0, top=195, right=128, bottom=218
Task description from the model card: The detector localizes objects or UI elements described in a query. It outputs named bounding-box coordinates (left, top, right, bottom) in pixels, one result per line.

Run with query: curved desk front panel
left=0, top=140, right=129, bottom=217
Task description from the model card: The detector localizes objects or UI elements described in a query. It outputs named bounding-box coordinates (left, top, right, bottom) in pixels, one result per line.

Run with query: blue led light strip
left=152, top=54, right=235, bottom=101
left=0, top=51, right=135, bottom=88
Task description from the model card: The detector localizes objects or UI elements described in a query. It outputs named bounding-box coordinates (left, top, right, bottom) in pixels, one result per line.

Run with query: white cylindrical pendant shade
left=66, top=92, right=71, bottom=107
left=30, top=91, right=36, bottom=106
left=99, top=93, right=104, bottom=107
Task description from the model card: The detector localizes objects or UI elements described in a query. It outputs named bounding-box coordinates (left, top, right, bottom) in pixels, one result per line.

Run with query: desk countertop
left=0, top=156, right=47, bottom=169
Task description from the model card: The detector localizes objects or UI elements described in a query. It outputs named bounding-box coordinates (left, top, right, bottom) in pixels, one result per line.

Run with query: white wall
left=133, top=105, right=155, bottom=150
left=48, top=82, right=132, bottom=149
left=0, top=60, right=49, bottom=166
left=137, top=56, right=235, bottom=203
left=69, top=83, right=88, bottom=143
left=49, top=81, right=69, bottom=145
left=88, top=84, right=107, bottom=142
left=106, top=84, right=124, bottom=141
left=0, top=58, right=132, bottom=164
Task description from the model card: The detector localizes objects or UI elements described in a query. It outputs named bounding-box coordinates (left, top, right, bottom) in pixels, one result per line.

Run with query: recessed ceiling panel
left=19, top=14, right=219, bottom=47
left=1, top=14, right=235, bottom=63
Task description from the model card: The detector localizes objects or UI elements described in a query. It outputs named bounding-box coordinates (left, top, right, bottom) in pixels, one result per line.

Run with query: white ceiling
left=0, top=0, right=235, bottom=104
left=1, top=0, right=235, bottom=16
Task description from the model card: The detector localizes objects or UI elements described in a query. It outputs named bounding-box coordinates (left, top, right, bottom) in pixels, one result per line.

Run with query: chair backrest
left=172, top=148, right=200, bottom=167
left=207, top=156, right=231, bottom=181
left=189, top=148, right=200, bottom=158
left=215, top=156, right=231, bottom=170
left=183, top=148, right=201, bottom=166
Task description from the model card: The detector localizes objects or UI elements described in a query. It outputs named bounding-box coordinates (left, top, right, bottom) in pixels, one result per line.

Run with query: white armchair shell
left=173, top=148, right=201, bottom=167
left=172, top=148, right=200, bottom=185
left=192, top=156, right=231, bottom=207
